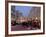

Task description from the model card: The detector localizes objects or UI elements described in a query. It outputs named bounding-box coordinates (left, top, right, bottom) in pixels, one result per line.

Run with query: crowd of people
left=11, top=17, right=41, bottom=30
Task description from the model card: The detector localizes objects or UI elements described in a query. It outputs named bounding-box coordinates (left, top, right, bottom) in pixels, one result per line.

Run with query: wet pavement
left=11, top=25, right=32, bottom=31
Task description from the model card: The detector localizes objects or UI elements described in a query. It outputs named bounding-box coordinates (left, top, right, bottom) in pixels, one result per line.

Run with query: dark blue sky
left=15, top=6, right=32, bottom=17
